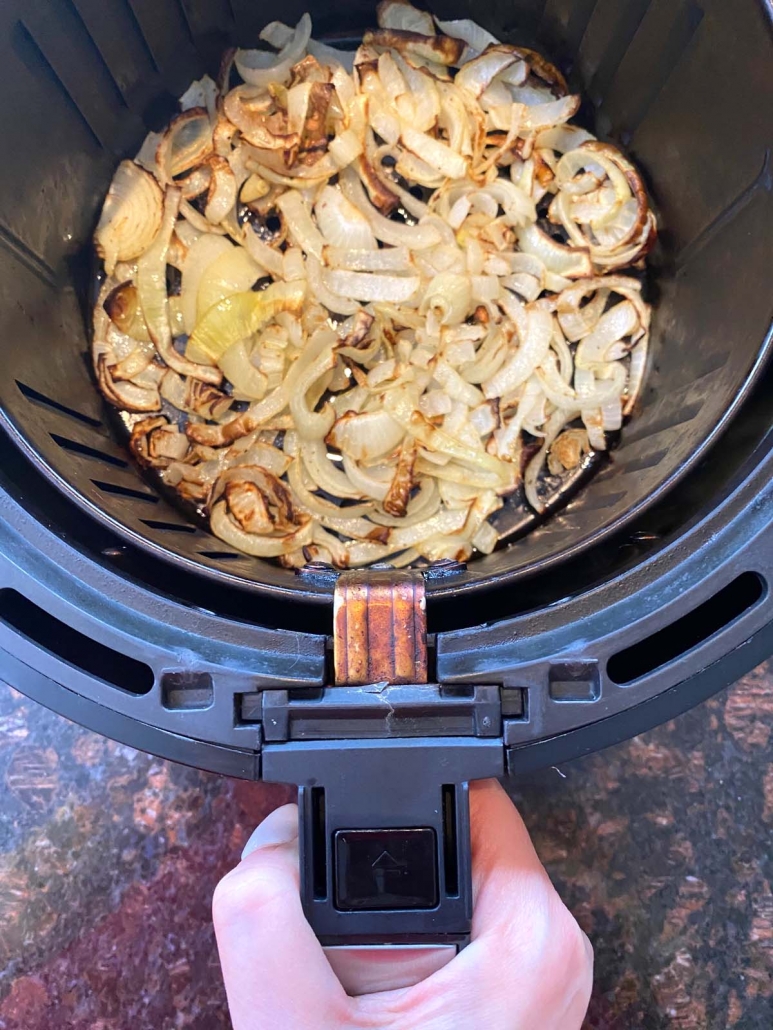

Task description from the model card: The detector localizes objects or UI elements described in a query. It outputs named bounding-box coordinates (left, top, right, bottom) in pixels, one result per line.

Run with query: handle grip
left=263, top=737, right=503, bottom=967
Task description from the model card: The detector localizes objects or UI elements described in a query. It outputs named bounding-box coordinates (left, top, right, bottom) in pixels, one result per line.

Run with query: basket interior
left=0, top=0, right=770, bottom=602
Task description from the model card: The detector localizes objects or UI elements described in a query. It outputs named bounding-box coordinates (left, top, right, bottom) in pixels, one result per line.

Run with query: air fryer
left=0, top=0, right=771, bottom=961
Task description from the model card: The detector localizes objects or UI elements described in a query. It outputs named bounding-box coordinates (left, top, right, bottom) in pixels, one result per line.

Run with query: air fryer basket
left=0, top=6, right=772, bottom=953
left=0, top=0, right=770, bottom=746
left=0, top=0, right=770, bottom=607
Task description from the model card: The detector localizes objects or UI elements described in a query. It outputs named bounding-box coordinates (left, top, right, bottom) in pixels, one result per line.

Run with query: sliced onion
left=523, top=410, right=574, bottom=512
left=219, top=340, right=268, bottom=400
left=624, top=338, right=648, bottom=417
left=180, top=74, right=218, bottom=119
left=187, top=325, right=332, bottom=446
left=137, top=188, right=221, bottom=384
left=241, top=226, right=285, bottom=277
left=362, top=28, right=464, bottom=67
left=421, top=273, right=471, bottom=326
left=536, top=124, right=595, bottom=154
left=259, top=21, right=355, bottom=70
left=289, top=332, right=337, bottom=439
left=517, top=223, right=592, bottom=278
left=400, top=127, right=468, bottom=180
left=315, top=186, right=377, bottom=250
left=235, top=13, right=312, bottom=88
left=327, top=409, right=405, bottom=461
left=523, top=95, right=580, bottom=131
left=483, top=306, right=553, bottom=399
left=275, top=190, right=326, bottom=259
left=197, top=244, right=262, bottom=322
left=302, top=439, right=364, bottom=498
left=179, top=198, right=227, bottom=235
left=204, top=156, right=237, bottom=225
left=188, top=280, right=306, bottom=362
left=575, top=300, right=640, bottom=367
left=306, top=254, right=360, bottom=314
left=156, top=109, right=213, bottom=182
left=103, top=281, right=151, bottom=342
left=342, top=454, right=391, bottom=501
left=378, top=0, right=435, bottom=36
left=455, top=46, right=520, bottom=98
left=431, top=357, right=483, bottom=407
left=97, top=10, right=656, bottom=569
left=180, top=234, right=232, bottom=333
left=325, top=246, right=410, bottom=271
left=434, top=17, right=499, bottom=62
left=322, top=268, right=420, bottom=303
left=95, top=162, right=163, bottom=275
left=287, top=460, right=373, bottom=517
left=339, top=168, right=441, bottom=248
left=211, top=500, right=313, bottom=556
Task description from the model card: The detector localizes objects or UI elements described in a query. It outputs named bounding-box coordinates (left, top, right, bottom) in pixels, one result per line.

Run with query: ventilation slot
left=604, top=0, right=704, bottom=142
left=575, top=490, right=627, bottom=513
left=620, top=448, right=668, bottom=474
left=0, top=588, right=154, bottom=695
left=51, top=433, right=128, bottom=467
left=549, top=662, right=600, bottom=702
left=623, top=401, right=703, bottom=445
left=311, top=787, right=328, bottom=900
left=442, top=785, right=459, bottom=897
left=17, top=381, right=102, bottom=427
left=140, top=518, right=197, bottom=533
left=161, top=670, right=213, bottom=710
left=198, top=550, right=244, bottom=561
left=92, top=479, right=159, bottom=503
left=607, top=572, right=765, bottom=685
left=19, top=7, right=138, bottom=154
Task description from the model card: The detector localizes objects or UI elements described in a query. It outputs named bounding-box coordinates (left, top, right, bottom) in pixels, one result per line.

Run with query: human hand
left=213, top=779, right=593, bottom=1030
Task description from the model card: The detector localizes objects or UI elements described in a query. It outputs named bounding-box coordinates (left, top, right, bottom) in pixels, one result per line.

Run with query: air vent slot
left=161, top=670, right=213, bottom=710
left=92, top=479, right=159, bottom=503
left=608, top=572, right=765, bottom=685
left=0, top=588, right=154, bottom=695
left=140, top=518, right=197, bottom=534
left=549, top=662, right=600, bottom=702
left=17, top=381, right=101, bottom=427
left=51, top=433, right=128, bottom=467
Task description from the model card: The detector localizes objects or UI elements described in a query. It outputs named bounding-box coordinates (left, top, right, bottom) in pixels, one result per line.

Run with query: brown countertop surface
left=1, top=663, right=772, bottom=1029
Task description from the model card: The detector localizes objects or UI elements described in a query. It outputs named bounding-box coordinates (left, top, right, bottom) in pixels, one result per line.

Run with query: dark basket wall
left=0, top=0, right=770, bottom=603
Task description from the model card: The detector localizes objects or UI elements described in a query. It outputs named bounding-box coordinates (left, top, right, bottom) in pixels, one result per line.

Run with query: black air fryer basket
left=0, top=0, right=772, bottom=957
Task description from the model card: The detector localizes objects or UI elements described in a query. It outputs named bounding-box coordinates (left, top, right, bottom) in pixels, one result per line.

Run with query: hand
left=213, top=780, right=593, bottom=1030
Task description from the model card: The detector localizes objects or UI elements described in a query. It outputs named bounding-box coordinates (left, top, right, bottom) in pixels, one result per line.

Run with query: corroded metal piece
left=333, top=570, right=427, bottom=686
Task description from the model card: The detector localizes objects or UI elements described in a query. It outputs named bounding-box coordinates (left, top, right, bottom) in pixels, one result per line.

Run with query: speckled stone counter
left=1, top=662, right=772, bottom=1030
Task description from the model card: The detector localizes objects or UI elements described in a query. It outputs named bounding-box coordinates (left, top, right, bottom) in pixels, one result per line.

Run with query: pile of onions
left=92, top=0, right=655, bottom=568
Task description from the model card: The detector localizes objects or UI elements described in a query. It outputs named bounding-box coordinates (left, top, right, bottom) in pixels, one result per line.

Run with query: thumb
left=213, top=803, right=348, bottom=1030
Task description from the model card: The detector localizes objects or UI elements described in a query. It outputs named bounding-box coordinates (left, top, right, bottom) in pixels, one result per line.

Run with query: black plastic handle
left=262, top=737, right=503, bottom=950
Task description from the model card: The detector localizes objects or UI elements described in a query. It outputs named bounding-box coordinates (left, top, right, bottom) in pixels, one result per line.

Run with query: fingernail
left=241, top=804, right=299, bottom=860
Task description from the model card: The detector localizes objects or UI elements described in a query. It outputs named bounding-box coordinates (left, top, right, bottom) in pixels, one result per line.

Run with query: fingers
left=368, top=780, right=593, bottom=1030
left=469, top=779, right=552, bottom=934
left=466, top=781, right=593, bottom=1029
left=213, top=804, right=348, bottom=1030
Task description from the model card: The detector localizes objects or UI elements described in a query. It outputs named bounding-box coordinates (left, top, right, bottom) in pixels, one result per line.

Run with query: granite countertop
left=0, top=663, right=771, bottom=1030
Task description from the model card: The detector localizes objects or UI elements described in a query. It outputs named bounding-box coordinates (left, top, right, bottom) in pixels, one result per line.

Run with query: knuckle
left=552, top=908, right=593, bottom=978
left=212, top=861, right=286, bottom=927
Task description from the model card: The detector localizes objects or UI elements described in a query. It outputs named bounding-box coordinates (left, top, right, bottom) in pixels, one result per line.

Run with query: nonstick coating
left=0, top=0, right=770, bottom=606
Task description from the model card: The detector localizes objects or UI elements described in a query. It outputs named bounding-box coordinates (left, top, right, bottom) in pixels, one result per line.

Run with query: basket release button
left=334, top=828, right=438, bottom=911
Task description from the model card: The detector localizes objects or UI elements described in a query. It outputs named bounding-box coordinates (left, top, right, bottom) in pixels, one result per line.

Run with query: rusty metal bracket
left=334, top=569, right=428, bottom=686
